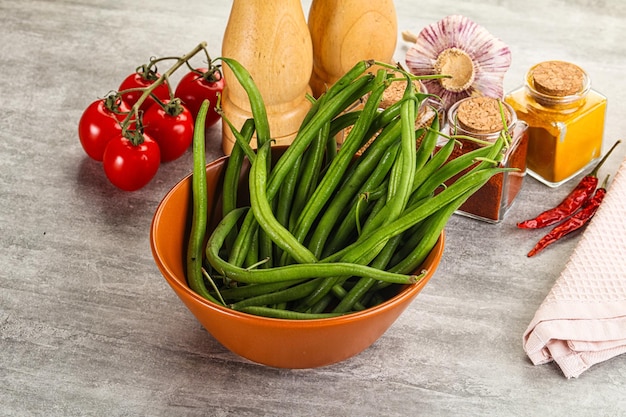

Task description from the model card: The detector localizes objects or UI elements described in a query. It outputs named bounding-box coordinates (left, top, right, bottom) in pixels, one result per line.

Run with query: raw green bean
left=223, top=118, right=255, bottom=253
left=186, top=100, right=220, bottom=304
left=329, top=165, right=510, bottom=265
left=267, top=74, right=375, bottom=199
left=332, top=234, right=406, bottom=313
left=298, top=60, right=373, bottom=130
left=250, top=142, right=318, bottom=264
left=360, top=83, right=418, bottom=236
left=230, top=278, right=324, bottom=309
left=216, top=280, right=308, bottom=301
left=277, top=155, right=302, bottom=228
left=243, top=225, right=260, bottom=268
left=226, top=74, right=376, bottom=269
left=228, top=209, right=258, bottom=266
left=332, top=85, right=425, bottom=311
left=414, top=111, right=440, bottom=171
left=328, top=110, right=362, bottom=139
left=290, top=71, right=388, bottom=250
left=220, top=57, right=271, bottom=147
left=308, top=293, right=335, bottom=314
left=306, top=121, right=402, bottom=258
left=323, top=142, right=400, bottom=256
left=412, top=134, right=505, bottom=201
left=323, top=59, right=374, bottom=100
left=206, top=207, right=417, bottom=285
left=410, top=136, right=456, bottom=195
left=221, top=114, right=257, bottom=162
left=390, top=186, right=479, bottom=274
left=288, top=120, right=328, bottom=232
left=236, top=306, right=345, bottom=320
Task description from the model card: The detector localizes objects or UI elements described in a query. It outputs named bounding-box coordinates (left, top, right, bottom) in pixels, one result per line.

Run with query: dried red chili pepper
left=527, top=175, right=610, bottom=257
left=517, top=140, right=620, bottom=229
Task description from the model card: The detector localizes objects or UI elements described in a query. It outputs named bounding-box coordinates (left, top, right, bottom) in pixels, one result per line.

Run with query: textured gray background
left=1, top=0, right=625, bottom=416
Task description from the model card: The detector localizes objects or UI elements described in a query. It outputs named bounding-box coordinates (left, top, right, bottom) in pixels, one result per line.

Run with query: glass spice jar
left=445, top=96, right=529, bottom=223
left=504, top=60, right=607, bottom=187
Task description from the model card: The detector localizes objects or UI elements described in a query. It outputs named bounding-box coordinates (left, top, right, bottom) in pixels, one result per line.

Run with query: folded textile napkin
left=523, top=154, right=626, bottom=379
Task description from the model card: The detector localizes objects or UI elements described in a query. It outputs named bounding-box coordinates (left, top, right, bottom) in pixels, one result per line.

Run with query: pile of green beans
left=186, top=58, right=510, bottom=319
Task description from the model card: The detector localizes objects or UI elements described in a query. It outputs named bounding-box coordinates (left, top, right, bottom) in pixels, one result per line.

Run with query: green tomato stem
left=120, top=41, right=208, bottom=135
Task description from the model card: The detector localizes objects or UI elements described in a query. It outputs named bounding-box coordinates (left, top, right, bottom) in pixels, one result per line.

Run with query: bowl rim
left=150, top=156, right=445, bottom=327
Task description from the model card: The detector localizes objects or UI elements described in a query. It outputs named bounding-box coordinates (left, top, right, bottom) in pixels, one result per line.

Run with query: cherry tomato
left=78, top=98, right=128, bottom=161
left=119, top=69, right=170, bottom=112
left=174, top=67, right=224, bottom=127
left=102, top=132, right=161, bottom=191
left=143, top=99, right=194, bottom=162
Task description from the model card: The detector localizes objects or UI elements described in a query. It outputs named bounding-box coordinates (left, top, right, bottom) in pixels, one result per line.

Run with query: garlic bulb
left=405, top=15, right=511, bottom=112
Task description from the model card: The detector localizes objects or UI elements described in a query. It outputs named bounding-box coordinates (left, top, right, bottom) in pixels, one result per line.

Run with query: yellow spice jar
left=505, top=61, right=607, bottom=187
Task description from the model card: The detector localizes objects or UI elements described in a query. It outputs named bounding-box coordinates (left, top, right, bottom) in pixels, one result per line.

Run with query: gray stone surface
left=1, top=0, right=625, bottom=416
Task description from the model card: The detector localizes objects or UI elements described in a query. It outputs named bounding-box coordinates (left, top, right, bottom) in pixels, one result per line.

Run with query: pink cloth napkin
left=523, top=154, right=626, bottom=379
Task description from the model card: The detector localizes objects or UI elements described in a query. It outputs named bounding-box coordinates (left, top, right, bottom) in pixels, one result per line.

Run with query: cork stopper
left=456, top=96, right=511, bottom=134
left=531, top=61, right=585, bottom=97
left=379, top=72, right=422, bottom=109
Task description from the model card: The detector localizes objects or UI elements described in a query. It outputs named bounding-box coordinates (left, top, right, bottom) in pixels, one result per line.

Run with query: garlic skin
left=405, top=15, right=512, bottom=112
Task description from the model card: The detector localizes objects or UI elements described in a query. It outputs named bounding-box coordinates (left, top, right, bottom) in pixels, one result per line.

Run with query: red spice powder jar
left=445, top=96, right=529, bottom=223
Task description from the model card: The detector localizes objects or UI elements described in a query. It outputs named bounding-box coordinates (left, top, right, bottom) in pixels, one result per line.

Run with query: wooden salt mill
left=220, top=0, right=313, bottom=154
left=308, top=0, right=398, bottom=98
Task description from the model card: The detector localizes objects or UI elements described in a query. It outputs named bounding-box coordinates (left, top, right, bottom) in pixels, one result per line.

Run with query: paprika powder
left=445, top=96, right=529, bottom=223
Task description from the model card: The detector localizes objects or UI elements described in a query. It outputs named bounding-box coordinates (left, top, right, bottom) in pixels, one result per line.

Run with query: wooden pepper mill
left=220, top=0, right=313, bottom=154
left=308, top=0, right=398, bottom=98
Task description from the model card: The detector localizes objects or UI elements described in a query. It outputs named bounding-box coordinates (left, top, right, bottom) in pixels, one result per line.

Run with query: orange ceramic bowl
left=150, top=152, right=445, bottom=369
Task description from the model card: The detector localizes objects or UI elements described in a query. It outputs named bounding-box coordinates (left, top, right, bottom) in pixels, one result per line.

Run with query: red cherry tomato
left=174, top=67, right=224, bottom=127
left=143, top=99, right=194, bottom=162
left=102, top=132, right=161, bottom=191
left=119, top=70, right=170, bottom=112
left=78, top=98, right=128, bottom=161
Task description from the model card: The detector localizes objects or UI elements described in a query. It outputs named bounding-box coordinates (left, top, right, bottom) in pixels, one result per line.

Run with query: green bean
left=230, top=278, right=324, bottom=309
left=414, top=110, right=440, bottom=172
left=306, top=121, right=402, bottom=258
left=308, top=293, right=335, bottom=314
left=221, top=113, right=257, bottom=162
left=328, top=110, right=362, bottom=139
left=267, top=74, right=375, bottom=198
left=297, top=60, right=372, bottom=130
left=332, top=234, right=407, bottom=313
left=323, top=142, right=399, bottom=256
left=206, top=207, right=417, bottom=285
left=288, top=120, right=328, bottom=233
left=243, top=225, right=260, bottom=268
left=412, top=134, right=505, bottom=201
left=226, top=74, right=376, bottom=269
left=277, top=155, right=302, bottom=229
left=332, top=87, right=422, bottom=313
left=235, top=306, right=345, bottom=320
left=216, top=279, right=308, bottom=301
left=250, top=142, right=318, bottom=264
left=360, top=83, right=418, bottom=236
left=329, top=165, right=510, bottom=265
left=390, top=186, right=480, bottom=274
left=410, top=136, right=456, bottom=195
left=223, top=118, right=255, bottom=253
left=290, top=71, right=388, bottom=249
left=228, top=209, right=258, bottom=266
left=323, top=59, right=374, bottom=100
left=220, top=57, right=271, bottom=147
left=186, top=100, right=220, bottom=304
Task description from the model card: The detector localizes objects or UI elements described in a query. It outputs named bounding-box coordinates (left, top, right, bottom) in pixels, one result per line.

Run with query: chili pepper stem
left=589, top=139, right=622, bottom=177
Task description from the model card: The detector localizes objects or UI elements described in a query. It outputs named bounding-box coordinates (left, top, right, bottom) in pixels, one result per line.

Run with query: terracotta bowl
left=150, top=151, right=445, bottom=369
